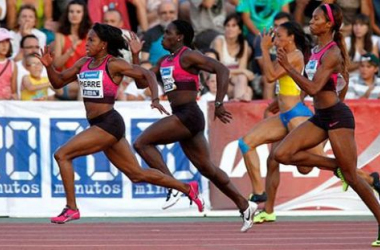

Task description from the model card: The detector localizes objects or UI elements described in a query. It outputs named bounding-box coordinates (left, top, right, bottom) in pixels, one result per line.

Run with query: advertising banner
left=0, top=101, right=209, bottom=217
left=208, top=100, right=380, bottom=213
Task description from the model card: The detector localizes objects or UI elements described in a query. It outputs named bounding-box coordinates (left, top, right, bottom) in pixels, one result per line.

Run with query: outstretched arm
left=35, top=46, right=85, bottom=89
left=110, top=59, right=169, bottom=115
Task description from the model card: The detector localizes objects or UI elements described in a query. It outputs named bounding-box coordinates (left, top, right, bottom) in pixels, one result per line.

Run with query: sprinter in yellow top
left=238, top=21, right=322, bottom=223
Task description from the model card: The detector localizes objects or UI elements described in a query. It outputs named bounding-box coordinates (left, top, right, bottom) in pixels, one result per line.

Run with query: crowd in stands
left=0, top=0, right=379, bottom=101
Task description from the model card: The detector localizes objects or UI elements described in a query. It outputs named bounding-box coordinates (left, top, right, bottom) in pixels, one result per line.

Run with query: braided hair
left=92, top=23, right=128, bottom=58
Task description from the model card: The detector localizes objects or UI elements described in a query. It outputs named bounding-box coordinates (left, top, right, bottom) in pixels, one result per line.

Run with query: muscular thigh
left=179, top=133, right=212, bottom=168
left=58, top=126, right=117, bottom=159
left=328, top=128, right=357, bottom=171
left=244, top=115, right=288, bottom=147
left=136, top=115, right=193, bottom=145
left=104, top=138, right=142, bottom=175
left=278, top=121, right=327, bottom=153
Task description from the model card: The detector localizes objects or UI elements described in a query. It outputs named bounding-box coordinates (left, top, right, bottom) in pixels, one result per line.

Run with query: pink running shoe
left=188, top=181, right=204, bottom=212
left=51, top=206, right=80, bottom=224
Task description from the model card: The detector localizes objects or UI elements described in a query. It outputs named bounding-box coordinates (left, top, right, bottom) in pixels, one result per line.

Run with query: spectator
left=347, top=53, right=380, bottom=99
left=53, top=0, right=91, bottom=100
left=371, top=0, right=380, bottom=35
left=346, top=14, right=379, bottom=77
left=236, top=0, right=292, bottom=50
left=20, top=54, right=51, bottom=100
left=103, top=9, right=135, bottom=63
left=0, top=0, right=6, bottom=27
left=9, top=4, right=47, bottom=61
left=336, top=0, right=373, bottom=36
left=211, top=13, right=253, bottom=101
left=0, top=28, right=17, bottom=100
left=87, top=0, right=131, bottom=30
left=141, top=0, right=177, bottom=69
left=200, top=73, right=228, bottom=101
left=6, top=0, right=53, bottom=29
left=189, top=0, right=233, bottom=50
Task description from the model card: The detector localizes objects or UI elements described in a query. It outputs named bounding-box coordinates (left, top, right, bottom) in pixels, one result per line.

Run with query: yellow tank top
left=21, top=75, right=49, bottom=100
left=278, top=74, right=301, bottom=96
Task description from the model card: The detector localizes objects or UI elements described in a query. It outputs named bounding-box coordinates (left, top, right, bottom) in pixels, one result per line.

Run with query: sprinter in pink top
left=36, top=23, right=204, bottom=224
left=274, top=4, right=380, bottom=247
left=132, top=20, right=258, bottom=232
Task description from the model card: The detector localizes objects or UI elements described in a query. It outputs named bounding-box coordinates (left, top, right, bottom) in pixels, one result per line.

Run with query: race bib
left=77, top=70, right=104, bottom=98
left=305, top=60, right=318, bottom=81
left=160, top=66, right=176, bottom=93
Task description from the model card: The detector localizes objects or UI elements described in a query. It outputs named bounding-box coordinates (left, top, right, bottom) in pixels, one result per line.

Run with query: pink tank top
left=77, top=55, right=118, bottom=104
left=0, top=60, right=13, bottom=100
left=305, top=41, right=346, bottom=93
left=160, top=46, right=200, bottom=93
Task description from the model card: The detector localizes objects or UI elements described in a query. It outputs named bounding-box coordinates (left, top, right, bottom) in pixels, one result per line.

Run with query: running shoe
left=253, top=210, right=276, bottom=224
left=372, top=240, right=380, bottom=247
left=334, top=168, right=349, bottom=192
left=188, top=181, right=204, bottom=212
left=51, top=206, right=80, bottom=224
left=248, top=192, right=267, bottom=203
left=162, top=189, right=182, bottom=210
left=240, top=201, right=258, bottom=232
left=370, top=172, right=380, bottom=199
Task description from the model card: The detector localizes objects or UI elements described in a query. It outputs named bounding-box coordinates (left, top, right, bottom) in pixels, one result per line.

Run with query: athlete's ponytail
left=320, top=4, right=349, bottom=75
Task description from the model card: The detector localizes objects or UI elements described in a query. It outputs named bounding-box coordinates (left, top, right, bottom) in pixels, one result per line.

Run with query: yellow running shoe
left=335, top=168, right=349, bottom=192
left=253, top=210, right=276, bottom=224
left=371, top=240, right=380, bottom=247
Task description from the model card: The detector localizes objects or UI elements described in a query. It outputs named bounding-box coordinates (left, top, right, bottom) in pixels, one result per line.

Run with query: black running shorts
left=172, top=102, right=205, bottom=135
left=309, top=101, right=355, bottom=131
left=88, top=109, right=125, bottom=141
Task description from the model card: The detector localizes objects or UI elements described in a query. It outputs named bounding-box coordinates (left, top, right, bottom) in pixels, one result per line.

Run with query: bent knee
left=238, top=137, right=251, bottom=155
left=297, top=166, right=312, bottom=175
left=54, top=149, right=68, bottom=163
left=274, top=149, right=292, bottom=165
left=133, top=138, right=145, bottom=153
left=128, top=172, right=145, bottom=183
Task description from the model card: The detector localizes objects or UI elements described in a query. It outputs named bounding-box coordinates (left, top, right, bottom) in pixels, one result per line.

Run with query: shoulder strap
left=0, top=60, right=10, bottom=77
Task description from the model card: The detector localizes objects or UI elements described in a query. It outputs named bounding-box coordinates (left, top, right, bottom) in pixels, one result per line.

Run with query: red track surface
left=0, top=221, right=376, bottom=249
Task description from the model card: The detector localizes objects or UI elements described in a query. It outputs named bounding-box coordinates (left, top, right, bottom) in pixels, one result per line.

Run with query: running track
left=0, top=216, right=376, bottom=249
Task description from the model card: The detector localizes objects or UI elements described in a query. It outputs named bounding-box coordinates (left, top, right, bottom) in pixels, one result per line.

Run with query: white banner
left=0, top=101, right=210, bottom=217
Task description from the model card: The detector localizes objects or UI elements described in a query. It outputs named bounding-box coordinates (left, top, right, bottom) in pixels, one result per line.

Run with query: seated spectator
left=236, top=0, right=291, bottom=51
left=200, top=73, right=228, bottom=101
left=6, top=0, right=52, bottom=29
left=346, top=14, right=379, bottom=77
left=347, top=53, right=380, bottom=99
left=53, top=0, right=91, bottom=100
left=9, top=4, right=47, bottom=61
left=20, top=54, right=51, bottom=100
left=141, top=0, right=177, bottom=69
left=144, top=0, right=179, bottom=29
left=103, top=9, right=136, bottom=63
left=0, top=0, right=6, bottom=27
left=189, top=0, right=229, bottom=50
left=211, top=13, right=253, bottom=101
left=0, top=28, right=17, bottom=100
left=87, top=0, right=131, bottom=30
